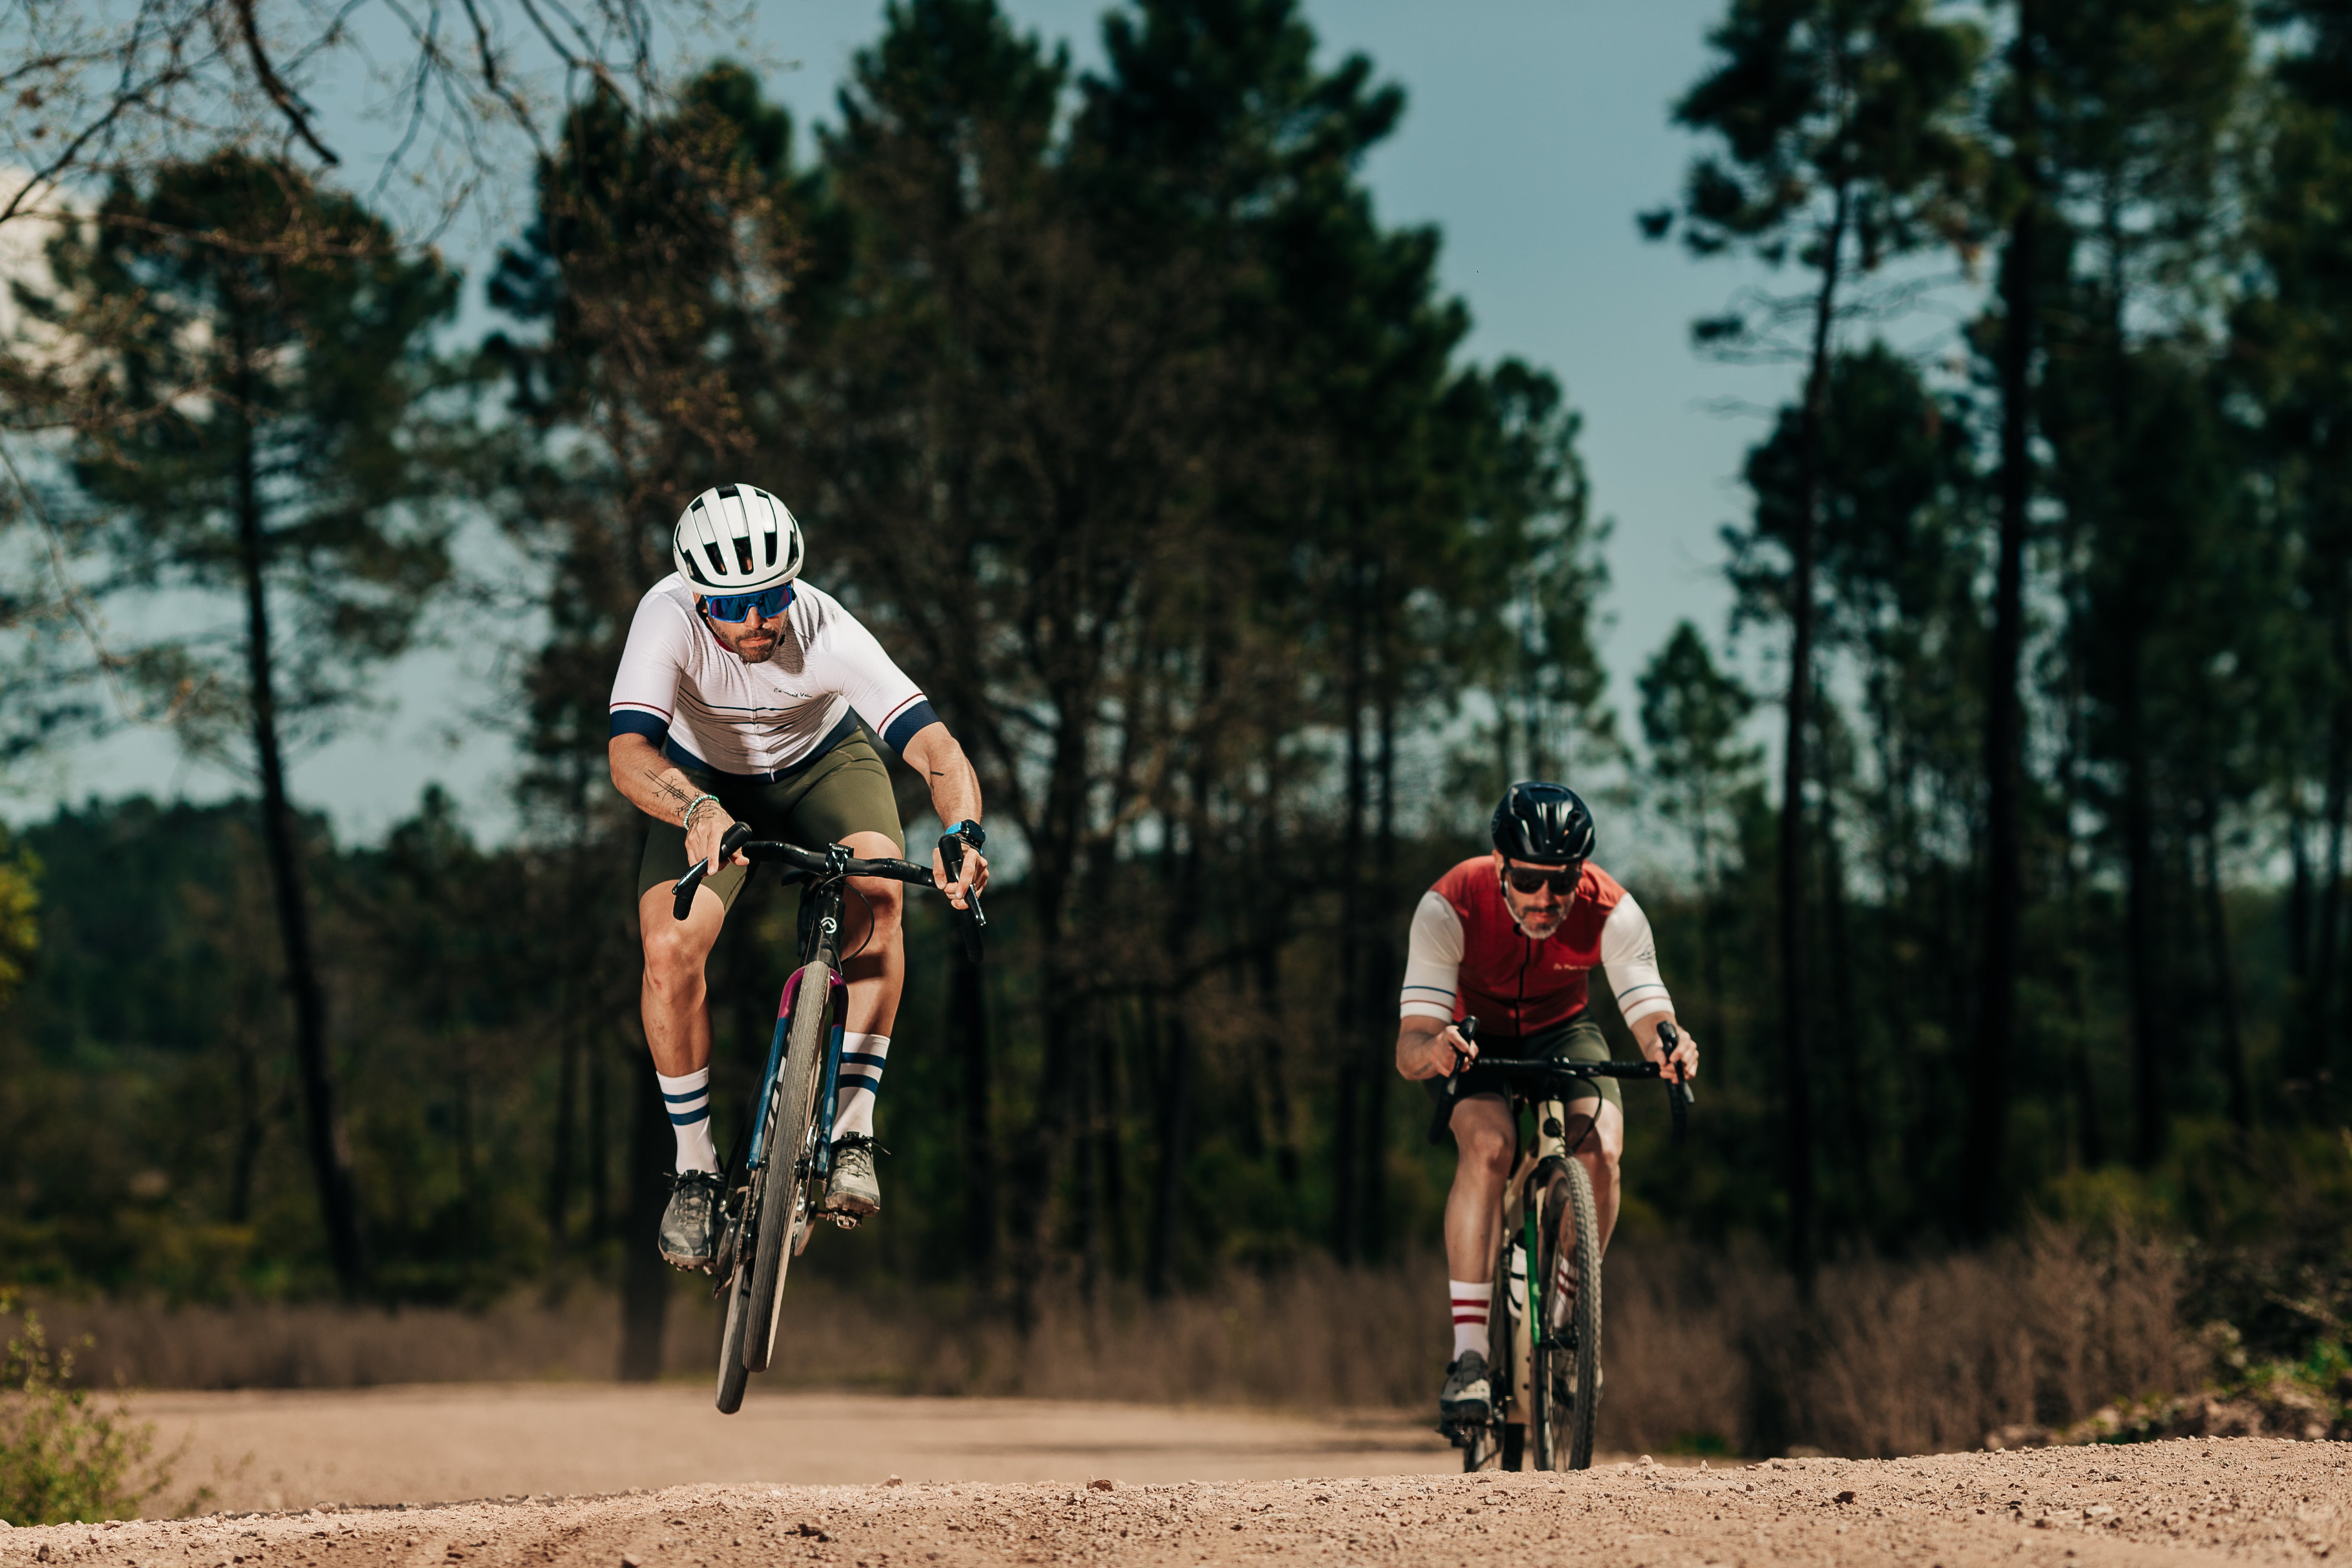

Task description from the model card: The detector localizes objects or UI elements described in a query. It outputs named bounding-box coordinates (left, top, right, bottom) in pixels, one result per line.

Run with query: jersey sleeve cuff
left=880, top=698, right=939, bottom=753
left=1618, top=996, right=1674, bottom=1027
left=1400, top=999, right=1455, bottom=1023
left=608, top=709, right=670, bottom=745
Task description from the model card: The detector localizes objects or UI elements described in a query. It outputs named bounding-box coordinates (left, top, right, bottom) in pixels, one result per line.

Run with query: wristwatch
left=943, top=820, right=986, bottom=850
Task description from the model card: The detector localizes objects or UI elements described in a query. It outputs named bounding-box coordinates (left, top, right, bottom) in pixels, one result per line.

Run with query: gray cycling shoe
left=658, top=1170, right=725, bottom=1270
left=1439, top=1351, right=1492, bottom=1423
left=825, top=1135, right=882, bottom=1219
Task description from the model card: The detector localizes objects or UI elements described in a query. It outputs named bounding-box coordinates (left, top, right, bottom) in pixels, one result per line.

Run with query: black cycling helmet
left=1490, top=780, right=1596, bottom=865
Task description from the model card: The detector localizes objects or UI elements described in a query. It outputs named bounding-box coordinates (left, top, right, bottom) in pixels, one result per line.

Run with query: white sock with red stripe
left=1450, top=1278, right=1491, bottom=1362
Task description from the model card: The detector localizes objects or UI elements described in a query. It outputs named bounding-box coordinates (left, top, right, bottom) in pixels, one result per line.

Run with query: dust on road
left=1, top=1419, right=2343, bottom=1568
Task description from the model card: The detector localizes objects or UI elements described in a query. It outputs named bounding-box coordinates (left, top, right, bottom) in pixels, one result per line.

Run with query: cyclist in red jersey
left=1395, top=781, right=1700, bottom=1424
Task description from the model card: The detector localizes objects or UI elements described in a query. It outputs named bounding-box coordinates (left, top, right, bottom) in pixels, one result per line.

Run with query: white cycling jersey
left=608, top=574, right=936, bottom=779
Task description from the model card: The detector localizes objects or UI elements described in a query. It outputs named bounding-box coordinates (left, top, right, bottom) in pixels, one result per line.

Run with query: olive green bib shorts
left=634, top=731, right=905, bottom=912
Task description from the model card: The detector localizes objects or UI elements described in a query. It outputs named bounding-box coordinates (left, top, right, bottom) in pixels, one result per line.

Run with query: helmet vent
left=702, top=542, right=727, bottom=577
left=764, top=531, right=777, bottom=567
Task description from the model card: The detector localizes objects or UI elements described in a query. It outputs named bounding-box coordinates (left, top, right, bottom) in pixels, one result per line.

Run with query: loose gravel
left=2, top=1436, right=2342, bottom=1567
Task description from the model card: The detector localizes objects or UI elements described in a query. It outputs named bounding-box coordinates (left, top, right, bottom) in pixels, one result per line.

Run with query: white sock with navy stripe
left=833, top=1033, right=889, bottom=1141
left=1450, top=1278, right=1492, bottom=1362
left=657, top=1067, right=719, bottom=1175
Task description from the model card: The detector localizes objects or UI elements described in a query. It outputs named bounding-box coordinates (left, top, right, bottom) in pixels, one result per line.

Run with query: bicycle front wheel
left=1532, top=1156, right=1602, bottom=1471
left=743, top=960, right=836, bottom=1373
left=715, top=1249, right=753, bottom=1412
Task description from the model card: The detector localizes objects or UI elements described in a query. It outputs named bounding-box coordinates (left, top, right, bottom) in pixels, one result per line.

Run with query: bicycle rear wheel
left=742, top=960, right=836, bottom=1373
left=1531, top=1157, right=1602, bottom=1471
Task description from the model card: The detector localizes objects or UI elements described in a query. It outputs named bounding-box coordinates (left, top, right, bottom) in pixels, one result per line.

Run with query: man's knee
left=1570, top=1108, right=1623, bottom=1175
left=1454, top=1117, right=1514, bottom=1178
left=642, top=918, right=710, bottom=994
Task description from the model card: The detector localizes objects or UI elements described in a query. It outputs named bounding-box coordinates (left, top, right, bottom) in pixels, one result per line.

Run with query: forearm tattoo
left=643, top=770, right=694, bottom=817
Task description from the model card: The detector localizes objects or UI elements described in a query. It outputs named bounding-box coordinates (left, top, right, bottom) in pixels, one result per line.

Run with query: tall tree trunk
left=233, top=346, right=367, bottom=1295
left=1779, top=176, right=1847, bottom=1291
left=2315, top=694, right=2350, bottom=1069
left=588, top=1039, right=612, bottom=1239
left=1358, top=678, right=1397, bottom=1261
left=1145, top=1012, right=1191, bottom=1297
left=2122, top=663, right=2166, bottom=1166
left=617, top=1063, right=672, bottom=1381
left=1255, top=727, right=1301, bottom=1192
left=1331, top=553, right=1369, bottom=1263
left=2199, top=796, right=2252, bottom=1131
left=1968, top=4, right=2038, bottom=1236
left=950, top=937, right=996, bottom=1280
left=1815, top=747, right=1869, bottom=1234
left=229, top=1023, right=266, bottom=1225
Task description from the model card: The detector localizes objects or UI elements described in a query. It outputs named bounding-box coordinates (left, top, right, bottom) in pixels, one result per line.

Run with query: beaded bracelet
left=681, top=793, right=720, bottom=832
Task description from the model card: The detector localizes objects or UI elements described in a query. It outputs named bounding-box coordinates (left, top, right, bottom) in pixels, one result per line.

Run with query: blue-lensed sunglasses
left=701, top=583, right=795, bottom=622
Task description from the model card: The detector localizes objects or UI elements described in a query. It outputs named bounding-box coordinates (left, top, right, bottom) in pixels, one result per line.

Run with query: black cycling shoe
left=658, top=1169, right=725, bottom=1271
left=1439, top=1350, right=1493, bottom=1423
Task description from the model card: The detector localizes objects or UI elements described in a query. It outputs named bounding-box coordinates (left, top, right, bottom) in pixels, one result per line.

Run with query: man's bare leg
left=1561, top=1098, right=1625, bottom=1252
left=1439, top=1092, right=1515, bottom=1416
left=638, top=880, right=730, bottom=1266
left=1446, top=1093, right=1515, bottom=1281
left=638, top=882, right=725, bottom=1076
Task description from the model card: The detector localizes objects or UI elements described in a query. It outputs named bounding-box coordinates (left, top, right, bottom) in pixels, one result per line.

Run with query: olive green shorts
left=634, top=733, right=905, bottom=913
left=1422, top=1012, right=1621, bottom=1138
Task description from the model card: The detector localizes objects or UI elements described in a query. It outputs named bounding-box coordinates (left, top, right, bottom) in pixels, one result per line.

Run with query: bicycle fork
left=747, top=966, right=849, bottom=1179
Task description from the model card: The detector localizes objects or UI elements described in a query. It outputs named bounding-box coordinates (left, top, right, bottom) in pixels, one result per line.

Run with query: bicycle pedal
left=827, top=1213, right=860, bottom=1231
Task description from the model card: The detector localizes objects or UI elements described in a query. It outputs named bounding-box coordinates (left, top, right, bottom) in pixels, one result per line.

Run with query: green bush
left=0, top=1293, right=174, bottom=1524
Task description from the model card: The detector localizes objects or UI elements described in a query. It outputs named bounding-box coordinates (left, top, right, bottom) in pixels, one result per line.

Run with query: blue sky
left=6, top=0, right=1798, bottom=841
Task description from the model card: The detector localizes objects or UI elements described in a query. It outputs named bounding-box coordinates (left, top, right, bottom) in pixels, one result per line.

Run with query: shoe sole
left=827, top=1191, right=881, bottom=1219
left=659, top=1249, right=715, bottom=1271
left=1439, top=1394, right=1492, bottom=1422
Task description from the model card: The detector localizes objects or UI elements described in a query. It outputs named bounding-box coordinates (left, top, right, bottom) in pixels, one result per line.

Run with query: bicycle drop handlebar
left=669, top=824, right=987, bottom=960
left=1441, top=1017, right=1695, bottom=1148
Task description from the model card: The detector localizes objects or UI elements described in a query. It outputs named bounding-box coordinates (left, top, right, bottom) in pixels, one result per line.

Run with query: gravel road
left=1, top=1426, right=2342, bottom=1568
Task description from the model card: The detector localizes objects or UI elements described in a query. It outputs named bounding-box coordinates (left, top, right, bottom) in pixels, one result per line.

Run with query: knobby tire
left=744, top=960, right=835, bottom=1373
left=715, top=1240, right=753, bottom=1412
left=1532, top=1158, right=1602, bottom=1470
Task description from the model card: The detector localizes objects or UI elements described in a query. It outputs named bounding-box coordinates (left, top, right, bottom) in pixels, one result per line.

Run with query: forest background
left=1, top=0, right=2350, bottom=1455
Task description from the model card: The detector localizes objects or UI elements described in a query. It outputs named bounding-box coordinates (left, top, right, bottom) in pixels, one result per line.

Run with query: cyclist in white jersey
left=606, top=484, right=989, bottom=1270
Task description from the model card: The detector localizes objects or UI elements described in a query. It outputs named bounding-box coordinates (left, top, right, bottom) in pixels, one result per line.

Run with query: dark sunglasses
left=702, top=583, right=795, bottom=622
left=1504, top=861, right=1581, bottom=897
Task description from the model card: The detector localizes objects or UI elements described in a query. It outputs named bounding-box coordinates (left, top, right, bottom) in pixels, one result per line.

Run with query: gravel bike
left=1436, top=1019, right=1691, bottom=1473
left=671, top=822, right=985, bottom=1415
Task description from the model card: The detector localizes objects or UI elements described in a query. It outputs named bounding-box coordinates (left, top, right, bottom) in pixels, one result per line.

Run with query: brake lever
left=671, top=821, right=753, bottom=921
left=940, top=833, right=987, bottom=963
left=1658, top=1019, right=1692, bottom=1148
left=1441, top=1017, right=1479, bottom=1103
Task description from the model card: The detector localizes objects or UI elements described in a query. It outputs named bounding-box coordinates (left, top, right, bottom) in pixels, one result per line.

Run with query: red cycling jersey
left=1405, top=856, right=1646, bottom=1037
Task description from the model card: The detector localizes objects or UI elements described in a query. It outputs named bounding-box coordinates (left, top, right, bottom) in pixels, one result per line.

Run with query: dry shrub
left=23, top=1224, right=2203, bottom=1461
left=764, top=1257, right=1444, bottom=1408
left=1592, top=1240, right=1779, bottom=1455
left=29, top=1293, right=716, bottom=1390
left=1754, top=1221, right=2198, bottom=1457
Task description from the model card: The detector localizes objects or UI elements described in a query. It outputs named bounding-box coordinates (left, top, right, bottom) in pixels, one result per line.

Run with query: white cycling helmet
left=671, top=484, right=804, bottom=593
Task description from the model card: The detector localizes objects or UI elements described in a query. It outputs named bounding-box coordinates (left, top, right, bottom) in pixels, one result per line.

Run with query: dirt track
left=0, top=1390, right=2345, bottom=1568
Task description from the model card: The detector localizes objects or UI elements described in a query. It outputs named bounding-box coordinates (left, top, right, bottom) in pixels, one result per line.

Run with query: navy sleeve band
left=609, top=710, right=671, bottom=745
left=880, top=699, right=940, bottom=754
